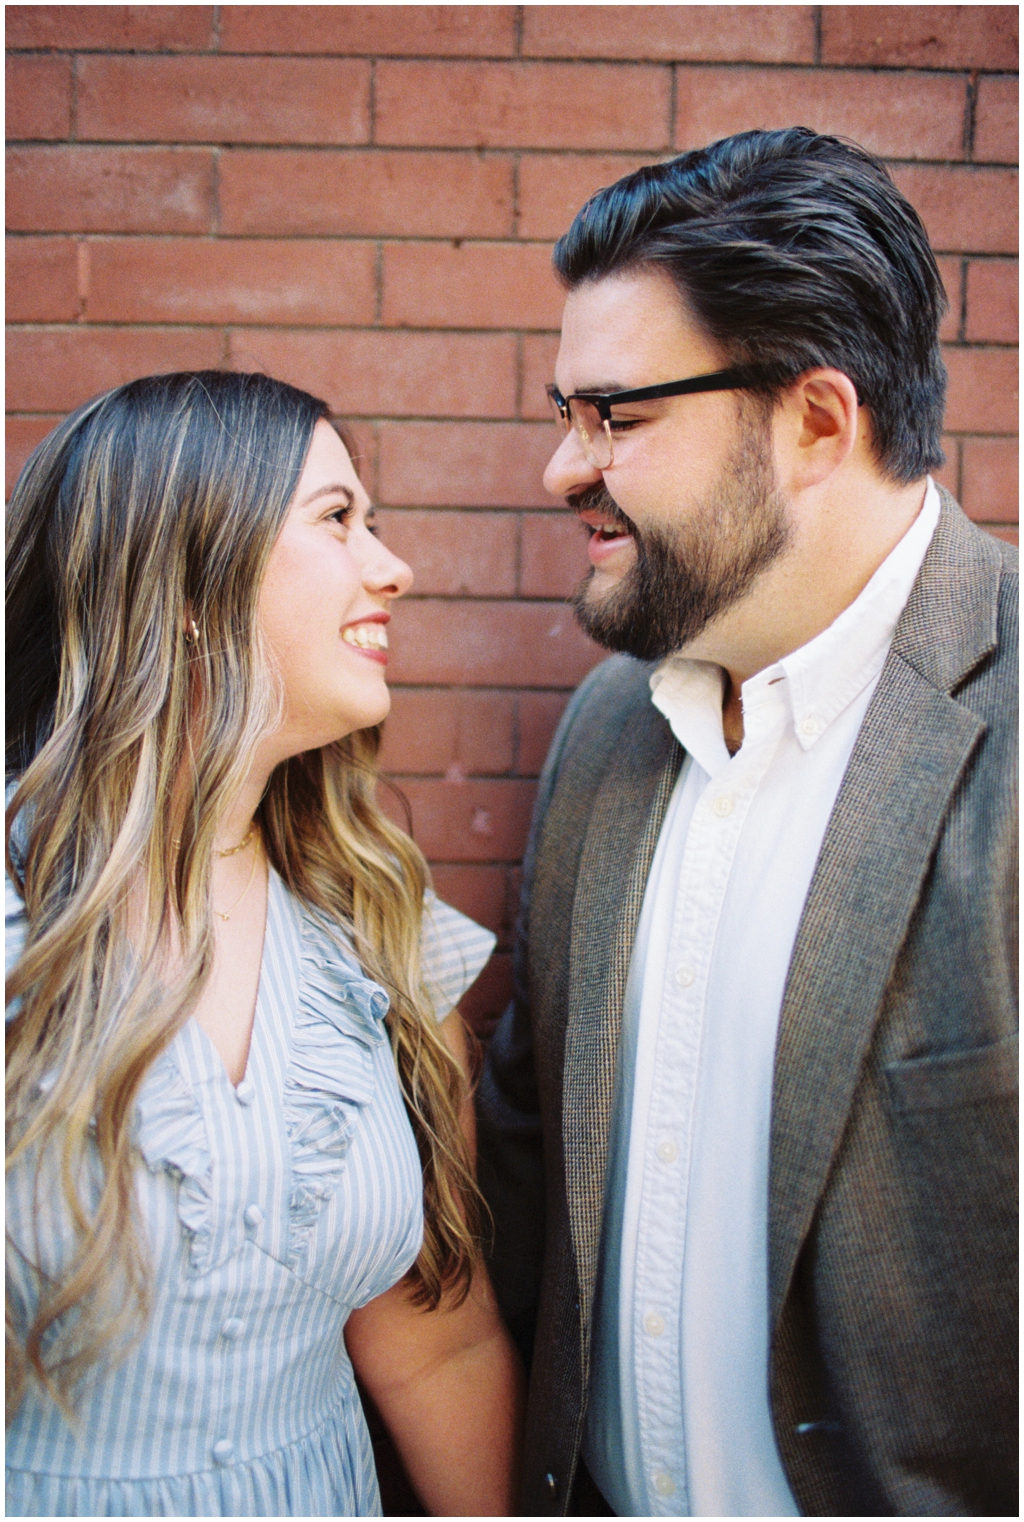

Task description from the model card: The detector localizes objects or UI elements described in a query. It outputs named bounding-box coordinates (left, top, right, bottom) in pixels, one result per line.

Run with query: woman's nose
left=364, top=537, right=414, bottom=599
left=542, top=425, right=603, bottom=501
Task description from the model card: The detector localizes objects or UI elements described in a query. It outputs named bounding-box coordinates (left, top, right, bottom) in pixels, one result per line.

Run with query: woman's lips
left=341, top=620, right=389, bottom=665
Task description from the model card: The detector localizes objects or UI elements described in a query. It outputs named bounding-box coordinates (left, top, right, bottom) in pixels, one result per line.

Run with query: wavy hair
left=6, top=370, right=481, bottom=1422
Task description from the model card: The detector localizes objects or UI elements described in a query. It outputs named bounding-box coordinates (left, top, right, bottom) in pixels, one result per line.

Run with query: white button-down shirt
left=583, top=482, right=940, bottom=1516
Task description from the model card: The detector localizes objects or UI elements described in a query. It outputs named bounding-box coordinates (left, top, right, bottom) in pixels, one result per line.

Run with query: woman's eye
left=327, top=504, right=354, bottom=527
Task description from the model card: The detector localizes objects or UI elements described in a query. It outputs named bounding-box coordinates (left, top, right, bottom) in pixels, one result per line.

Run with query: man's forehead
left=554, top=269, right=715, bottom=391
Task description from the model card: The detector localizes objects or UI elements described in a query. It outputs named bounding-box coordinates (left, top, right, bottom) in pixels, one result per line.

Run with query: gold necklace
left=213, top=838, right=262, bottom=923
left=215, top=826, right=255, bottom=859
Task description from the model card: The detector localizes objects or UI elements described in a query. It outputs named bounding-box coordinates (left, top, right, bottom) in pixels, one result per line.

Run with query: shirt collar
left=650, top=477, right=941, bottom=765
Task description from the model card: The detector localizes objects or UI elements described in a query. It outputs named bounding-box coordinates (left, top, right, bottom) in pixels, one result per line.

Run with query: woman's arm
left=345, top=1010, right=525, bottom=1517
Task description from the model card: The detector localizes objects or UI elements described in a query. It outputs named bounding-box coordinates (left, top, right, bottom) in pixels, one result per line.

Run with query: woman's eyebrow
left=299, top=482, right=355, bottom=509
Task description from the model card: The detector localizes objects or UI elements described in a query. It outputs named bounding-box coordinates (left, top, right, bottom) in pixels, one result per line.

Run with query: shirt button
left=653, top=1471, right=676, bottom=1497
left=657, top=1139, right=678, bottom=1164
left=712, top=795, right=734, bottom=817
left=674, top=964, right=694, bottom=988
left=243, top=1204, right=263, bottom=1228
left=221, top=1317, right=244, bottom=1340
left=644, top=1312, right=665, bottom=1337
left=235, top=1078, right=255, bottom=1106
left=800, top=716, right=823, bottom=737
left=212, top=1438, right=234, bottom=1464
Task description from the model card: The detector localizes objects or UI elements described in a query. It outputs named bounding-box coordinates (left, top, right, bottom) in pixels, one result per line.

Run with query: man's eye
left=608, top=417, right=642, bottom=433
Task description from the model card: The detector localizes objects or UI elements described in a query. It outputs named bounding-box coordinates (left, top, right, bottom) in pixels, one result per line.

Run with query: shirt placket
left=633, top=731, right=778, bottom=1514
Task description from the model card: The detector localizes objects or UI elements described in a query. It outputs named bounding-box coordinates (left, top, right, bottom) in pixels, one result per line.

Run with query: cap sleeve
left=420, top=893, right=496, bottom=1022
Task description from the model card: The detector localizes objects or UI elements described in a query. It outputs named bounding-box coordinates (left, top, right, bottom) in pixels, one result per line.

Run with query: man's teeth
left=597, top=524, right=630, bottom=540
left=342, top=624, right=388, bottom=650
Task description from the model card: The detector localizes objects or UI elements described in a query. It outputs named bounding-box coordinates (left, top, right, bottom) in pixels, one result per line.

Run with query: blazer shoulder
left=544, top=652, right=661, bottom=778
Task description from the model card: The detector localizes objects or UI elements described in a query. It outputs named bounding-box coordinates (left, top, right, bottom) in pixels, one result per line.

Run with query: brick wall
left=7, top=5, right=1018, bottom=1032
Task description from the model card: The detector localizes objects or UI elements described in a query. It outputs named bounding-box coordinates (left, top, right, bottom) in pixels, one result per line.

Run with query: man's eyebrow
left=298, top=482, right=355, bottom=509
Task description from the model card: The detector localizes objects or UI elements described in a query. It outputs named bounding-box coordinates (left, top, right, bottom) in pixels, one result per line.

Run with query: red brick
left=675, top=67, right=967, bottom=160
left=427, top=866, right=510, bottom=941
left=523, top=5, right=815, bottom=62
left=518, top=152, right=660, bottom=240
left=380, top=689, right=516, bottom=773
left=76, top=56, right=371, bottom=145
left=378, top=421, right=560, bottom=508
left=974, top=76, right=1019, bottom=165
left=227, top=330, right=517, bottom=418
left=518, top=690, right=573, bottom=774
left=387, top=599, right=605, bottom=686
left=382, top=241, right=563, bottom=330
left=220, top=149, right=514, bottom=238
left=821, top=7, right=1018, bottom=70
left=220, top=6, right=516, bottom=55
left=376, top=61, right=672, bottom=151
left=6, top=327, right=223, bottom=412
left=6, top=416, right=61, bottom=497
left=892, top=165, right=1018, bottom=255
left=932, top=435, right=960, bottom=498
left=965, top=260, right=1018, bottom=343
left=86, top=239, right=376, bottom=326
left=382, top=777, right=538, bottom=862
left=960, top=436, right=1019, bottom=522
left=457, top=950, right=511, bottom=1036
left=942, top=346, right=1018, bottom=433
left=935, top=256, right=963, bottom=342
left=6, top=147, right=215, bottom=234
left=5, top=5, right=214, bottom=50
left=6, top=237, right=80, bottom=322
left=6, top=56, right=71, bottom=141
left=522, top=333, right=563, bottom=420
left=520, top=512, right=590, bottom=598
left=376, top=510, right=517, bottom=597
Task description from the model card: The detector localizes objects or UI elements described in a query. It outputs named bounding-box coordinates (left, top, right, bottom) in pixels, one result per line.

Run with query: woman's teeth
left=342, top=624, right=388, bottom=650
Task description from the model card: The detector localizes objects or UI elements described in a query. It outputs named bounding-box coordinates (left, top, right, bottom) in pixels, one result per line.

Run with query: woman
left=6, top=370, right=523, bottom=1516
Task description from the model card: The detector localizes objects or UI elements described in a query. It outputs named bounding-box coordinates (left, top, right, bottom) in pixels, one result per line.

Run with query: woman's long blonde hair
left=6, top=371, right=481, bottom=1421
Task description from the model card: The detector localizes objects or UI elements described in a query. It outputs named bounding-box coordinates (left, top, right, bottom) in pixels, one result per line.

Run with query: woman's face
left=258, top=420, right=413, bottom=759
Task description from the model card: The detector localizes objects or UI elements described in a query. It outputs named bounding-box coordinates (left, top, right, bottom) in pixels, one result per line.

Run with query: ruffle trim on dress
left=284, top=911, right=390, bottom=1266
left=135, top=1053, right=226, bottom=1277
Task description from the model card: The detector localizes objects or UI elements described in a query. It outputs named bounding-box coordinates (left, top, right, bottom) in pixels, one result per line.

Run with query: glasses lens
left=571, top=399, right=612, bottom=469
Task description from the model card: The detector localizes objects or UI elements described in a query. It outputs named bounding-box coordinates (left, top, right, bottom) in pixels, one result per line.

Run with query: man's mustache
left=567, top=483, right=636, bottom=536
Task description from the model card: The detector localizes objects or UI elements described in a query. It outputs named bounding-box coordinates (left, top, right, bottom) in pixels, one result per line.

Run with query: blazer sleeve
left=476, top=664, right=611, bottom=1368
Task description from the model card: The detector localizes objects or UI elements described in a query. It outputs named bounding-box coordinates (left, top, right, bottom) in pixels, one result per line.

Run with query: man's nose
left=542, top=425, right=603, bottom=501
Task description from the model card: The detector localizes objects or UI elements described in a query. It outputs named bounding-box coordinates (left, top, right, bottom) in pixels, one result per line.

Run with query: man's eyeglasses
left=546, top=368, right=754, bottom=470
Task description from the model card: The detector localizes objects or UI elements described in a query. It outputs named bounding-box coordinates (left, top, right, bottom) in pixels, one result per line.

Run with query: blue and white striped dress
left=5, top=867, right=495, bottom=1517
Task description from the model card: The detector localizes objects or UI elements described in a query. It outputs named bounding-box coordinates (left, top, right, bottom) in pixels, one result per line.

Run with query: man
left=477, top=128, right=1017, bottom=1517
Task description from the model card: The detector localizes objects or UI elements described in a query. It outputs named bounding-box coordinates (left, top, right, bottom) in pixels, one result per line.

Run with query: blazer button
left=545, top=1472, right=559, bottom=1500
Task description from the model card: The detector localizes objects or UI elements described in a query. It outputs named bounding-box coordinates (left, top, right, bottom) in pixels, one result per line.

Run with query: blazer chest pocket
left=883, top=1033, right=1017, bottom=1113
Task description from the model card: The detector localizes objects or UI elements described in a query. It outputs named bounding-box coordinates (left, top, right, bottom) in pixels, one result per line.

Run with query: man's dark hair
left=553, top=127, right=948, bottom=485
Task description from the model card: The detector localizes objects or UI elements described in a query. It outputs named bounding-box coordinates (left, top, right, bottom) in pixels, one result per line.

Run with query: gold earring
left=184, top=619, right=200, bottom=646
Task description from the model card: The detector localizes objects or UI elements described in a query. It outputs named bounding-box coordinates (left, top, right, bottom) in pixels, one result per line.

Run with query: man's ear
left=775, top=369, right=861, bottom=492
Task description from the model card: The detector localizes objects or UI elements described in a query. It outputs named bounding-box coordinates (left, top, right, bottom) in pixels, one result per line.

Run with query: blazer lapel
left=768, top=499, right=1003, bottom=1328
left=563, top=708, right=682, bottom=1339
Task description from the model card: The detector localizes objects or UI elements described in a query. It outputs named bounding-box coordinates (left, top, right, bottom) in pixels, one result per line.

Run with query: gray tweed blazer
left=478, top=493, right=1018, bottom=1516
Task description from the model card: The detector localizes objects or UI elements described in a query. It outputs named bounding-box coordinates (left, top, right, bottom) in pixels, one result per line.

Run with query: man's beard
left=570, top=421, right=790, bottom=663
